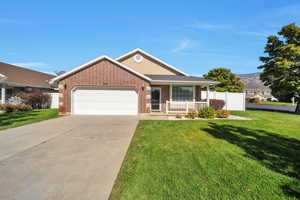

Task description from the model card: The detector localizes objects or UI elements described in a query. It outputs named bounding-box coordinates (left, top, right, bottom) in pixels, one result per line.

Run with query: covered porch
left=147, top=75, right=218, bottom=114
left=1, top=87, right=6, bottom=104
left=0, top=83, right=53, bottom=105
left=0, top=84, right=23, bottom=104
left=0, top=84, right=11, bottom=105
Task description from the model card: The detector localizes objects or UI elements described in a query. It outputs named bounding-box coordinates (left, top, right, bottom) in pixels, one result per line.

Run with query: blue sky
left=1, top=0, right=300, bottom=76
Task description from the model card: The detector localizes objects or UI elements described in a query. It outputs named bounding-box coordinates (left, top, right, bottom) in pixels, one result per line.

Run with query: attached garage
left=72, top=88, right=138, bottom=115
left=50, top=56, right=151, bottom=115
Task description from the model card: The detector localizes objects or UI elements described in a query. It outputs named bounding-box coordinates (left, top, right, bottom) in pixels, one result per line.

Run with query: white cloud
left=171, top=39, right=192, bottom=53
left=191, top=21, right=232, bottom=31
left=236, top=31, right=272, bottom=37
left=187, top=20, right=278, bottom=38
left=190, top=22, right=278, bottom=38
left=11, top=62, right=47, bottom=68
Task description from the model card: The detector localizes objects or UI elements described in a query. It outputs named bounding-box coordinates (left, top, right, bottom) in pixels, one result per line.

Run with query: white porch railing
left=166, top=101, right=208, bottom=114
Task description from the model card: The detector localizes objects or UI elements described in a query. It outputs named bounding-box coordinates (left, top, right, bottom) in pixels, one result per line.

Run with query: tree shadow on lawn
left=0, top=111, right=40, bottom=127
left=203, top=123, right=300, bottom=199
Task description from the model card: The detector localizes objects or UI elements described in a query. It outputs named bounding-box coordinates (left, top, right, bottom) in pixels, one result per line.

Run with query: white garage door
left=72, top=88, right=138, bottom=115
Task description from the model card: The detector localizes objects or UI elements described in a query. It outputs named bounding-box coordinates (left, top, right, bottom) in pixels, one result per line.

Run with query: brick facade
left=57, top=59, right=150, bottom=114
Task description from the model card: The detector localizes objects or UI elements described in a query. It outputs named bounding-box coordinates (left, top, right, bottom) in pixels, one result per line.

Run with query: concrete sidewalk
left=0, top=115, right=138, bottom=200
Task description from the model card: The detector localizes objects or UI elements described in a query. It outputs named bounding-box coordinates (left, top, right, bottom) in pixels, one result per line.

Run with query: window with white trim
left=172, top=86, right=193, bottom=101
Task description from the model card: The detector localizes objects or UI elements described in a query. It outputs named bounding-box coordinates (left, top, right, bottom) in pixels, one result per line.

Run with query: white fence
left=48, top=93, right=59, bottom=108
left=201, top=91, right=246, bottom=111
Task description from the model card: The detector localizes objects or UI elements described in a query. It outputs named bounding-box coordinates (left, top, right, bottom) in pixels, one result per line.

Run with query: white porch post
left=193, top=85, right=196, bottom=102
left=1, top=87, right=6, bottom=104
left=206, top=85, right=210, bottom=107
left=168, top=85, right=172, bottom=114
left=169, top=85, right=172, bottom=102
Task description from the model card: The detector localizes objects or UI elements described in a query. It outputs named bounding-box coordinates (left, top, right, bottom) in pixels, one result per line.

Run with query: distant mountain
left=237, top=73, right=271, bottom=92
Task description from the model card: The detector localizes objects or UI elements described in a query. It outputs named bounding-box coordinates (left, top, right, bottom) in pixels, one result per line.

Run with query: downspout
left=206, top=85, right=210, bottom=107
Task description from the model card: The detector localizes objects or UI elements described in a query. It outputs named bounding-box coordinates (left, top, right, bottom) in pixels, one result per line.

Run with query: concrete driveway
left=0, top=115, right=139, bottom=200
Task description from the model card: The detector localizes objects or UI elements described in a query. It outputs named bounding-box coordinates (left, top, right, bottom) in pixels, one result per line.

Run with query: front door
left=151, top=87, right=161, bottom=111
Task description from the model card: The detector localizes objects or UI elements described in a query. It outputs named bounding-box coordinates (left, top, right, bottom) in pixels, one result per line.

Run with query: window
left=172, top=86, right=193, bottom=101
left=134, top=54, right=143, bottom=63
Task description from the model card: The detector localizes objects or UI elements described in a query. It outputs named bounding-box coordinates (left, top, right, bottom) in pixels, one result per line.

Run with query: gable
left=58, top=58, right=150, bottom=85
left=118, top=51, right=187, bottom=76
left=51, top=56, right=151, bottom=84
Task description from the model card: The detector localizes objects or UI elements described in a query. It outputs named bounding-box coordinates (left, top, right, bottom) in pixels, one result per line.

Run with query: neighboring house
left=50, top=49, right=218, bottom=115
left=237, top=73, right=274, bottom=100
left=0, top=62, right=56, bottom=104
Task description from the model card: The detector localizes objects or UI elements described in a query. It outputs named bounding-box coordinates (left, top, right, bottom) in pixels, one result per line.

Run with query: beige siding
left=120, top=54, right=181, bottom=75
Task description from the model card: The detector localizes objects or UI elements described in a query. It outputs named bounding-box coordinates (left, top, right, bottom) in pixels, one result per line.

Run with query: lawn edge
left=109, top=121, right=143, bottom=200
left=0, top=109, right=61, bottom=131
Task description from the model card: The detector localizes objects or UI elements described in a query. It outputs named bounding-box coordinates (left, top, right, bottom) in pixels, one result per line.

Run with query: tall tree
left=203, top=68, right=244, bottom=92
left=54, top=70, right=66, bottom=76
left=258, top=23, right=300, bottom=113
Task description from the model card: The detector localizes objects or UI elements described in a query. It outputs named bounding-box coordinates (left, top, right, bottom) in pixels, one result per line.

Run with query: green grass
left=0, top=109, right=59, bottom=131
left=111, top=110, right=300, bottom=200
left=259, top=101, right=295, bottom=107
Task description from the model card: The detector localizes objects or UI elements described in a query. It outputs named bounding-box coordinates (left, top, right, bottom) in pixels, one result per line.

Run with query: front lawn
left=0, top=109, right=59, bottom=131
left=259, top=101, right=295, bottom=107
left=111, top=110, right=300, bottom=200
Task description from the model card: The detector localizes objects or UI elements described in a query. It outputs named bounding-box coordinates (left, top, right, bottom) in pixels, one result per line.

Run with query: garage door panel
left=73, top=88, right=138, bottom=115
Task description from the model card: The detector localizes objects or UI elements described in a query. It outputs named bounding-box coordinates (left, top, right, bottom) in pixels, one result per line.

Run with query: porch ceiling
left=146, top=74, right=219, bottom=86
left=0, top=81, right=53, bottom=89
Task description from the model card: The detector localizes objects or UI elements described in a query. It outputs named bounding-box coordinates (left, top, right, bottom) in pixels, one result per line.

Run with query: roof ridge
left=0, top=62, right=55, bottom=77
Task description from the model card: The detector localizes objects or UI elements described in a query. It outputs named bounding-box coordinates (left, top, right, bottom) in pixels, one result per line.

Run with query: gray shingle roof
left=145, top=74, right=218, bottom=83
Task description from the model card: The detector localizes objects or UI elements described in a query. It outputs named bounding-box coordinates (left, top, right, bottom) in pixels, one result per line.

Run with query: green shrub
left=16, top=104, right=33, bottom=112
left=0, top=104, right=32, bottom=113
left=186, top=110, right=197, bottom=119
left=175, top=114, right=182, bottom=119
left=248, top=98, right=261, bottom=104
left=0, top=104, right=16, bottom=113
left=198, top=107, right=215, bottom=119
left=216, top=110, right=230, bottom=118
left=16, top=92, right=50, bottom=109
left=209, top=99, right=225, bottom=110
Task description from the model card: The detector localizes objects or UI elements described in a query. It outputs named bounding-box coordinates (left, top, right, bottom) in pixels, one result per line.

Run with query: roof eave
left=150, top=80, right=219, bottom=85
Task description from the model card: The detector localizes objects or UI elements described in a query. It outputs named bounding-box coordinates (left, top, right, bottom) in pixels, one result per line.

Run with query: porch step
left=148, top=112, right=186, bottom=116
